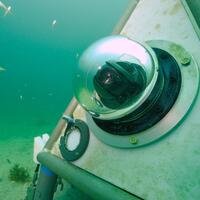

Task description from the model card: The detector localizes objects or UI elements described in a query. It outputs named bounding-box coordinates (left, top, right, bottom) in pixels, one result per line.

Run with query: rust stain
left=73, top=105, right=85, bottom=119
left=154, top=24, right=161, bottom=30
left=163, top=10, right=167, bottom=15
left=169, top=2, right=181, bottom=16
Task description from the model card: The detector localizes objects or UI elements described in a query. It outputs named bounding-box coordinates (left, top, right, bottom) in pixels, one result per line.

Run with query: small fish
left=52, top=19, right=57, bottom=28
left=4, top=5, right=11, bottom=16
left=0, top=1, right=11, bottom=16
left=19, top=95, right=23, bottom=100
left=0, top=1, right=7, bottom=11
left=0, top=66, right=6, bottom=72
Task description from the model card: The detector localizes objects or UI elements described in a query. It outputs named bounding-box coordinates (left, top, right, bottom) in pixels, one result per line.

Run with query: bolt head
left=181, top=57, right=191, bottom=66
left=129, top=136, right=138, bottom=144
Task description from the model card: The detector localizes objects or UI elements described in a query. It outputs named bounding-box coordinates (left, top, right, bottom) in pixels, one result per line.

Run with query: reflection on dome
left=74, top=36, right=159, bottom=120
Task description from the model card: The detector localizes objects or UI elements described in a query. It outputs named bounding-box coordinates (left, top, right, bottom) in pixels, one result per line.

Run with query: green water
left=0, top=0, right=130, bottom=198
left=0, top=0, right=130, bottom=139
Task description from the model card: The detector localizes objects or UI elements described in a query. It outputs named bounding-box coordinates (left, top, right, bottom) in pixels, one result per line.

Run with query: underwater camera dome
left=74, top=36, right=159, bottom=120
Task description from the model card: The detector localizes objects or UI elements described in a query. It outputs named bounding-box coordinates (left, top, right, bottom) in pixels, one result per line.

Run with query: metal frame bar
left=112, top=0, right=139, bottom=34
left=38, top=152, right=142, bottom=200
left=181, top=0, right=200, bottom=39
left=44, top=97, right=78, bottom=150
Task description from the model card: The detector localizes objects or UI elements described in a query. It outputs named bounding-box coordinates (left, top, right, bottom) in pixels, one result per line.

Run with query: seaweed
left=9, top=164, right=30, bottom=183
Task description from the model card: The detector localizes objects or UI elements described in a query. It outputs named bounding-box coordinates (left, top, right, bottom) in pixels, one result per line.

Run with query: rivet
left=129, top=136, right=138, bottom=144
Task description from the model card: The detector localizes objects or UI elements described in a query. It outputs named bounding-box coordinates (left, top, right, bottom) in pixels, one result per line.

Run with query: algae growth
left=9, top=164, right=30, bottom=183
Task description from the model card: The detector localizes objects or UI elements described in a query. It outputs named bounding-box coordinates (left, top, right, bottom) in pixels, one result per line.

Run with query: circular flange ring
left=86, top=40, right=199, bottom=148
left=59, top=119, right=90, bottom=161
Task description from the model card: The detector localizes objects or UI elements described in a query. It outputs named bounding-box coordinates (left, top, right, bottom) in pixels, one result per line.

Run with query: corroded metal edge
left=181, top=0, right=200, bottom=39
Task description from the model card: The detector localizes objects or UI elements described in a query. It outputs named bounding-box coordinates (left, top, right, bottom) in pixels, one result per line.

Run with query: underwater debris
left=9, top=164, right=30, bottom=183
left=76, top=53, right=79, bottom=58
left=6, top=158, right=11, bottom=164
left=47, top=92, right=53, bottom=96
left=19, top=95, right=23, bottom=100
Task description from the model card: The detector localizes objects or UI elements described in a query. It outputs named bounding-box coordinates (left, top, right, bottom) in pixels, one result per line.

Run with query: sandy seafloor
left=0, top=137, right=92, bottom=200
left=0, top=115, right=72, bottom=199
left=0, top=113, right=65, bottom=199
left=0, top=137, right=35, bottom=200
left=0, top=132, right=82, bottom=200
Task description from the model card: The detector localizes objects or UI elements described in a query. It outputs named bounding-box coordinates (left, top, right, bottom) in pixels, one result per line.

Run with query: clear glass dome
left=74, top=36, right=159, bottom=120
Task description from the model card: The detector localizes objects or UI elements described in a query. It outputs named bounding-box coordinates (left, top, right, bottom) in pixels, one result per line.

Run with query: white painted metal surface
left=52, top=0, right=200, bottom=199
